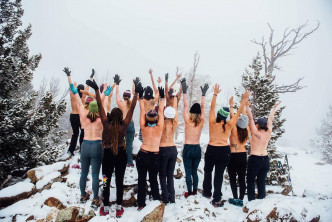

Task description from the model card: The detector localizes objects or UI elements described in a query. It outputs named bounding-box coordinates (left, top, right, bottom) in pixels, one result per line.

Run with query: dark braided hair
left=108, top=108, right=123, bottom=155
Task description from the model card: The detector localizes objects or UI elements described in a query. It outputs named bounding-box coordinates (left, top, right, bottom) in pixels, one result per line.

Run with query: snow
left=34, top=161, right=69, bottom=179
left=0, top=182, right=34, bottom=198
left=1, top=135, right=332, bottom=221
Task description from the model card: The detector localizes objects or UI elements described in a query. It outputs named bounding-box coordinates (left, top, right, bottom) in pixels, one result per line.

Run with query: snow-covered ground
left=1, top=135, right=332, bottom=221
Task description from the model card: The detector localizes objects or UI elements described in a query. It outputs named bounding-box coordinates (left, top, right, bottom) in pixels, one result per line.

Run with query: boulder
left=173, top=168, right=183, bottom=179
left=176, top=158, right=182, bottom=163
left=0, top=186, right=36, bottom=208
left=55, top=206, right=79, bottom=222
left=46, top=208, right=59, bottom=221
left=44, top=197, right=66, bottom=210
left=141, top=203, right=165, bottom=222
left=27, top=169, right=38, bottom=183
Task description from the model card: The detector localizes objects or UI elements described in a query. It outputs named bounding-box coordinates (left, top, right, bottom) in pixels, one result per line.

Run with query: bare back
left=160, top=120, right=178, bottom=147
left=141, top=125, right=164, bottom=152
left=209, top=122, right=232, bottom=146
left=70, top=92, right=79, bottom=114
left=229, top=129, right=248, bottom=153
left=184, top=120, right=204, bottom=144
left=249, top=130, right=271, bottom=156
left=118, top=100, right=129, bottom=120
left=143, top=98, right=157, bottom=113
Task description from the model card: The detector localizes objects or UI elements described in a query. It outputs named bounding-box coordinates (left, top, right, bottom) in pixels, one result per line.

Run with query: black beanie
left=144, top=86, right=154, bottom=100
left=190, top=103, right=201, bottom=114
left=77, top=84, right=85, bottom=98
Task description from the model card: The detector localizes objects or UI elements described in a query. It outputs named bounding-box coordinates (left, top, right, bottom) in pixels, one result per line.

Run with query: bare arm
left=200, top=95, right=205, bottom=123
left=95, top=90, right=108, bottom=124
left=246, top=102, right=258, bottom=136
left=209, top=84, right=221, bottom=123
left=123, top=94, right=138, bottom=128
left=139, top=98, right=145, bottom=129
left=157, top=98, right=165, bottom=127
left=149, top=69, right=158, bottom=94
left=169, top=73, right=181, bottom=90
left=228, top=91, right=249, bottom=129
left=229, top=96, right=237, bottom=134
left=183, top=93, right=190, bottom=122
left=267, top=101, right=281, bottom=131
left=116, top=84, right=122, bottom=105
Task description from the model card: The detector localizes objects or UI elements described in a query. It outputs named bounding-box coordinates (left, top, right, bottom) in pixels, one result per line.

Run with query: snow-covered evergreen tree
left=235, top=54, right=286, bottom=185
left=311, top=106, right=332, bottom=163
left=0, top=0, right=66, bottom=183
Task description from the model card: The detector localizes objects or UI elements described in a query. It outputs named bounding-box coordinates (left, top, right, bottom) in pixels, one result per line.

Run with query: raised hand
left=157, top=77, right=162, bottom=84
left=213, top=84, right=221, bottom=95
left=138, top=87, right=145, bottom=99
left=165, top=73, right=169, bottom=82
left=274, top=101, right=281, bottom=108
left=176, top=73, right=182, bottom=79
left=114, top=74, right=122, bottom=85
left=133, top=77, right=141, bottom=86
left=149, top=69, right=153, bottom=75
left=86, top=79, right=99, bottom=91
left=200, top=83, right=209, bottom=96
left=242, top=90, right=250, bottom=101
left=158, top=86, right=165, bottom=98
left=229, top=96, right=234, bottom=107
left=104, top=86, right=112, bottom=96
left=63, top=67, right=71, bottom=76
left=90, top=69, right=95, bottom=78
left=180, top=78, right=187, bottom=94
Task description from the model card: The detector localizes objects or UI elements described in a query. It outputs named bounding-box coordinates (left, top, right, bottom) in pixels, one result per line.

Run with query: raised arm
left=123, top=80, right=141, bottom=127
left=106, top=82, right=116, bottom=113
left=246, top=99, right=258, bottom=136
left=86, top=79, right=108, bottom=124
left=180, top=78, right=190, bottom=122
left=114, top=74, right=122, bottom=106
left=209, top=84, right=221, bottom=123
left=227, top=91, right=249, bottom=128
left=200, top=83, right=209, bottom=122
left=82, top=69, right=95, bottom=102
left=267, top=101, right=281, bottom=131
left=149, top=69, right=158, bottom=94
left=63, top=67, right=76, bottom=102
left=157, top=86, right=165, bottom=127
left=138, top=86, right=146, bottom=129
left=169, top=73, right=181, bottom=90
left=165, top=73, right=169, bottom=99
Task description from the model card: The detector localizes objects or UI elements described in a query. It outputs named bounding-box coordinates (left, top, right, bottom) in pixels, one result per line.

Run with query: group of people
left=64, top=68, right=281, bottom=218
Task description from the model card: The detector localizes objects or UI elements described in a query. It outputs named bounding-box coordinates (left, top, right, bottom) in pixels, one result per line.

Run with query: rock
left=176, top=158, right=182, bottom=163
left=46, top=208, right=59, bottom=221
left=142, top=203, right=165, bottom=222
left=246, top=209, right=262, bottom=222
left=281, top=185, right=293, bottom=196
left=55, top=206, right=79, bottom=222
left=26, top=215, right=34, bottom=221
left=310, top=215, right=320, bottom=222
left=0, top=186, right=36, bottom=208
left=27, top=169, right=38, bottom=183
left=44, top=197, right=66, bottom=210
left=315, top=162, right=325, bottom=165
left=88, top=210, right=96, bottom=217
left=110, top=192, right=137, bottom=207
left=173, top=168, right=183, bottom=179
left=59, top=165, right=69, bottom=176
left=242, top=206, right=249, bottom=213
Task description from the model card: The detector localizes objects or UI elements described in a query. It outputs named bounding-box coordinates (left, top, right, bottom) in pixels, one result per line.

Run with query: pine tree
left=0, top=0, right=66, bottom=183
left=235, top=54, right=286, bottom=185
left=311, top=106, right=332, bottom=163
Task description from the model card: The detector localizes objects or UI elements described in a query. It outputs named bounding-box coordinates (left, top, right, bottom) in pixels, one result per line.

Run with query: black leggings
left=69, top=114, right=84, bottom=153
left=227, top=152, right=247, bottom=200
left=203, top=145, right=230, bottom=202
left=102, top=148, right=127, bottom=206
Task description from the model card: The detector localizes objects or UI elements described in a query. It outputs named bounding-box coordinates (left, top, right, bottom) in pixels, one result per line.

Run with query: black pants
left=102, top=148, right=127, bottom=206
left=247, top=155, right=270, bottom=201
left=159, top=146, right=177, bottom=203
left=227, top=152, right=247, bottom=200
left=136, top=150, right=161, bottom=207
left=69, top=114, right=84, bottom=153
left=203, top=145, right=230, bottom=202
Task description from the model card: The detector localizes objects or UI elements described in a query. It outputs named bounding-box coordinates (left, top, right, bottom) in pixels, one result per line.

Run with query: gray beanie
left=236, top=115, right=249, bottom=129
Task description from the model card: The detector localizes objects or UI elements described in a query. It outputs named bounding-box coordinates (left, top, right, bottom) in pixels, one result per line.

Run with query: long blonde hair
left=189, top=113, right=202, bottom=127
left=164, top=118, right=175, bottom=140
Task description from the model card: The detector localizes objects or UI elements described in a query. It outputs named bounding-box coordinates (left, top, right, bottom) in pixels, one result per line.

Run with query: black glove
left=86, top=79, right=99, bottom=91
left=200, top=83, right=209, bottom=96
left=135, top=82, right=143, bottom=94
left=63, top=67, right=71, bottom=76
left=158, top=86, right=165, bottom=99
left=114, top=74, right=122, bottom=85
left=133, top=77, right=141, bottom=86
left=180, top=78, right=187, bottom=94
left=165, top=73, right=169, bottom=82
left=90, top=69, right=95, bottom=78
left=139, top=87, right=145, bottom=99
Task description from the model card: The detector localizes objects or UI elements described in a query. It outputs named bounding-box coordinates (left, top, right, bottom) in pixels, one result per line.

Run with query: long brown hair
left=237, top=126, right=249, bottom=144
left=164, top=118, right=175, bottom=140
left=189, top=113, right=202, bottom=127
left=87, top=112, right=100, bottom=122
left=108, top=108, right=123, bottom=155
left=125, top=98, right=132, bottom=110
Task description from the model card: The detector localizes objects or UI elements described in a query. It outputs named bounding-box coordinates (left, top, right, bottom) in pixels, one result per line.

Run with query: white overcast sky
left=22, top=0, right=332, bottom=148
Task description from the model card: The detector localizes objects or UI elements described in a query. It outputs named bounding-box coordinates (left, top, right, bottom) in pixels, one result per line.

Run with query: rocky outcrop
left=142, top=203, right=165, bottom=222
left=55, top=206, right=79, bottom=222
left=44, top=197, right=66, bottom=210
left=0, top=186, right=36, bottom=208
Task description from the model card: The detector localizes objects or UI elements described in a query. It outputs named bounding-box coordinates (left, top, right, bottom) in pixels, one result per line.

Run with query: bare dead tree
left=188, top=51, right=200, bottom=106
left=251, top=21, right=319, bottom=93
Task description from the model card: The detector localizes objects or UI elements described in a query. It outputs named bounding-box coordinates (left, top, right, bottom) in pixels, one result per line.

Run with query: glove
left=63, top=67, right=71, bottom=76
left=139, top=87, right=145, bottom=99
left=90, top=69, right=95, bottom=78
left=200, top=83, right=209, bottom=96
left=180, top=78, right=187, bottom=94
left=104, top=86, right=112, bottom=96
left=69, top=86, right=78, bottom=94
left=133, top=77, right=141, bottom=86
left=158, top=86, right=165, bottom=99
left=135, top=82, right=143, bottom=94
left=165, top=73, right=169, bottom=82
left=86, top=79, right=99, bottom=91
left=114, top=74, right=122, bottom=85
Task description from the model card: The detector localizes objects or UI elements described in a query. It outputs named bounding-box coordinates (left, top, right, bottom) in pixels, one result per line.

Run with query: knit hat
left=89, top=101, right=99, bottom=113
left=255, top=117, right=267, bottom=126
left=217, top=107, right=230, bottom=121
left=123, top=90, right=131, bottom=99
left=237, top=115, right=249, bottom=129
left=164, top=106, right=176, bottom=119
left=168, top=88, right=176, bottom=97
left=146, top=109, right=158, bottom=123
left=190, top=103, right=201, bottom=114
left=99, top=84, right=104, bottom=93
left=77, top=84, right=85, bottom=98
left=144, top=86, right=154, bottom=100
left=85, top=97, right=94, bottom=105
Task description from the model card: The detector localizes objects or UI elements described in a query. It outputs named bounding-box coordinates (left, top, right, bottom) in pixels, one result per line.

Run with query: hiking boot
left=228, top=198, right=243, bottom=207
left=137, top=206, right=145, bottom=211
left=116, top=207, right=124, bottom=218
left=99, top=206, right=109, bottom=216
left=193, top=189, right=197, bottom=195
left=184, top=191, right=193, bottom=198
left=127, top=163, right=134, bottom=168
left=80, top=193, right=90, bottom=203
left=91, top=198, right=100, bottom=210
left=202, top=193, right=211, bottom=199
left=212, top=200, right=224, bottom=207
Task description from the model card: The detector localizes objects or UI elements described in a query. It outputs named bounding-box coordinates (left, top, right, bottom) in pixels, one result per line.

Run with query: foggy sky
left=21, top=0, right=332, bottom=148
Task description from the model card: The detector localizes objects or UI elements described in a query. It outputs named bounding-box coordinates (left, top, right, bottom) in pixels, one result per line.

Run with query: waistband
left=83, top=140, right=102, bottom=144
left=207, top=144, right=230, bottom=149
left=249, top=155, right=269, bottom=159
left=159, top=146, right=177, bottom=149
left=139, top=149, right=159, bottom=154
left=231, top=152, right=247, bottom=155
left=104, top=146, right=125, bottom=150
left=184, top=144, right=200, bottom=148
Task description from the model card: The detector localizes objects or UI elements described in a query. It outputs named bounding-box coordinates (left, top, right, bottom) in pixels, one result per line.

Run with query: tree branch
left=276, top=77, right=306, bottom=93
